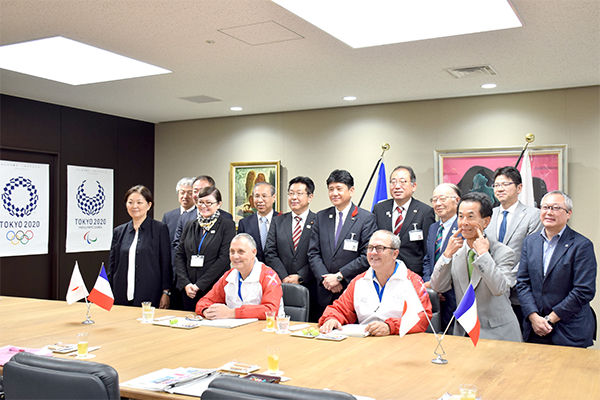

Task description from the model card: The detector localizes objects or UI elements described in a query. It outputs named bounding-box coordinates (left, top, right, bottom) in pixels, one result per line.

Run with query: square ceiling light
left=0, top=36, right=171, bottom=85
left=272, top=0, right=522, bottom=48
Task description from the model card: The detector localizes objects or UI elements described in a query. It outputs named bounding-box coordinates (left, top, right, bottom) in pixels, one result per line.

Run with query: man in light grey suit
left=485, top=166, right=543, bottom=327
left=431, top=192, right=522, bottom=342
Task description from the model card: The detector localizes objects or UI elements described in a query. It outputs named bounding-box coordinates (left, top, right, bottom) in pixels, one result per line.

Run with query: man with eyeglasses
left=172, top=175, right=233, bottom=251
left=485, top=166, right=543, bottom=328
left=516, top=191, right=597, bottom=347
left=372, top=165, right=435, bottom=277
left=238, top=182, right=280, bottom=263
left=422, top=183, right=461, bottom=333
left=265, top=176, right=320, bottom=321
left=162, top=177, right=195, bottom=310
left=319, top=230, right=432, bottom=336
left=430, top=192, right=522, bottom=342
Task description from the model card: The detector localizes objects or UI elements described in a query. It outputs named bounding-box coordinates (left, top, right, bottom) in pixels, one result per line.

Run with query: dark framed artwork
left=229, top=161, right=281, bottom=225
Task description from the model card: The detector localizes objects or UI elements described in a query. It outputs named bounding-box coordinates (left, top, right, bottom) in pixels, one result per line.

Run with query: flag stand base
left=82, top=301, right=95, bottom=324
left=431, top=354, right=448, bottom=364
left=82, top=317, right=95, bottom=324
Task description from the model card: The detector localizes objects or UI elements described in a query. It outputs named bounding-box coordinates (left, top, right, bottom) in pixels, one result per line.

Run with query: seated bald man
left=319, top=230, right=432, bottom=336
left=196, top=233, right=284, bottom=319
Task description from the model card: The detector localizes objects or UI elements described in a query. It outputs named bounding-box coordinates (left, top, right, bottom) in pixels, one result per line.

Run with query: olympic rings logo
left=6, top=230, right=34, bottom=245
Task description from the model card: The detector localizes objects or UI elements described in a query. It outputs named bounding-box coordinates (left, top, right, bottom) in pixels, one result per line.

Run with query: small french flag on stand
left=87, top=264, right=114, bottom=311
left=454, top=284, right=480, bottom=347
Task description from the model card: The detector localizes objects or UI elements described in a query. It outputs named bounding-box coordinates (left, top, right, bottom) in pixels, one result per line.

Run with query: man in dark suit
left=172, top=175, right=232, bottom=250
left=517, top=191, right=597, bottom=347
left=265, top=176, right=319, bottom=321
left=422, top=183, right=461, bottom=333
left=308, top=169, right=377, bottom=316
left=161, top=177, right=194, bottom=310
left=237, top=182, right=280, bottom=263
left=372, top=165, right=435, bottom=276
left=486, top=166, right=543, bottom=328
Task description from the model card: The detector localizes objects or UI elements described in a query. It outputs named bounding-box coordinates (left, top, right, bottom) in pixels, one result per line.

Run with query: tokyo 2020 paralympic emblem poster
left=0, top=160, right=49, bottom=257
left=66, top=166, right=114, bottom=253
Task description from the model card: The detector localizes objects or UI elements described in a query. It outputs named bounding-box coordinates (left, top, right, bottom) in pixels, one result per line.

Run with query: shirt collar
left=541, top=225, right=568, bottom=242
left=394, top=197, right=412, bottom=212
left=500, top=200, right=519, bottom=215
left=441, top=215, right=457, bottom=231
left=292, top=208, right=310, bottom=222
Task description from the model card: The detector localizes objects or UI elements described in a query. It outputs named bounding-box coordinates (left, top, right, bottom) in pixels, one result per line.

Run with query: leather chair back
left=426, top=287, right=442, bottom=334
left=3, top=352, right=119, bottom=400
left=203, top=376, right=355, bottom=400
left=281, top=283, right=310, bottom=322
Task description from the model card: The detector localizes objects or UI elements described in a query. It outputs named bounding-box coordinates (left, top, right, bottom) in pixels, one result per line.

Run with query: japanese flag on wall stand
left=66, top=261, right=89, bottom=304
left=87, top=264, right=114, bottom=311
left=454, top=283, right=480, bottom=346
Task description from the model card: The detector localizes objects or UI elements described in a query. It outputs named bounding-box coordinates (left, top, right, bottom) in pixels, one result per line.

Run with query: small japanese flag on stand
left=66, top=261, right=89, bottom=305
left=87, top=264, right=114, bottom=311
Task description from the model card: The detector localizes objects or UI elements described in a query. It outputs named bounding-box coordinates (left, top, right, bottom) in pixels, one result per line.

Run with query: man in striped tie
left=422, top=183, right=461, bottom=333
left=265, top=176, right=320, bottom=321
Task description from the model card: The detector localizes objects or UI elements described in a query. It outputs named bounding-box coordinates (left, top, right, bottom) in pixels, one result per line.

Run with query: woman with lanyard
left=107, top=185, right=172, bottom=308
left=175, top=186, right=236, bottom=311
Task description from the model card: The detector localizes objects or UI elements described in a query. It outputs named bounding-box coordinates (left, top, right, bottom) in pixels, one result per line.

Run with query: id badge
left=191, top=255, right=204, bottom=267
left=409, top=223, right=423, bottom=241
left=343, top=239, right=358, bottom=252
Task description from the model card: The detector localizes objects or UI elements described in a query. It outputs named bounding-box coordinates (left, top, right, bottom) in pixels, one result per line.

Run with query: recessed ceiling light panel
left=0, top=36, right=171, bottom=85
left=481, top=83, right=497, bottom=89
left=343, top=96, right=357, bottom=101
left=230, top=106, right=243, bottom=111
left=273, top=0, right=522, bottom=48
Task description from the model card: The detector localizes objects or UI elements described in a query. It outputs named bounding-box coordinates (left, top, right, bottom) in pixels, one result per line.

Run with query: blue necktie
left=498, top=210, right=508, bottom=243
left=259, top=216, right=268, bottom=250
left=334, top=211, right=343, bottom=246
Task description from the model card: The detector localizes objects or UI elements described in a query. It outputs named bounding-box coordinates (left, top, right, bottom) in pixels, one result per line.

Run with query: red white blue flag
left=454, top=283, right=480, bottom=346
left=87, top=264, right=114, bottom=311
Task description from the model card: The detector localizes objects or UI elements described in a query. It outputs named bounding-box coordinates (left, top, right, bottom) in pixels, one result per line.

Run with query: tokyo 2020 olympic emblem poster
left=0, top=160, right=49, bottom=257
left=66, top=166, right=114, bottom=253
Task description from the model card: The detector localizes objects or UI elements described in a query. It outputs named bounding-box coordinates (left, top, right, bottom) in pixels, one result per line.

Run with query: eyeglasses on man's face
left=491, top=182, right=515, bottom=189
left=367, top=245, right=395, bottom=253
left=287, top=191, right=307, bottom=197
left=430, top=195, right=457, bottom=204
left=198, top=200, right=217, bottom=207
left=540, top=204, right=568, bottom=212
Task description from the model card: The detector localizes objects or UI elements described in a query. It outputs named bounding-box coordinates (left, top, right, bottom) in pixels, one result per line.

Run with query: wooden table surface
left=1, top=296, right=599, bottom=400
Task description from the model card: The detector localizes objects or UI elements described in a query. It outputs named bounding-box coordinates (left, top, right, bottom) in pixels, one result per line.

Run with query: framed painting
left=230, top=161, right=281, bottom=225
left=434, top=145, right=567, bottom=207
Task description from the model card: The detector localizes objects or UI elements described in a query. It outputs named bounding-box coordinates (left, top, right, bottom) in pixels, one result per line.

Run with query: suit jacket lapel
left=504, top=202, right=526, bottom=243
left=296, top=212, right=316, bottom=254
left=488, top=208, right=499, bottom=241
left=454, top=244, right=471, bottom=295
left=280, top=214, right=294, bottom=253
left=334, top=204, right=358, bottom=255
left=442, top=219, right=459, bottom=249
left=398, top=201, right=417, bottom=238
left=544, top=226, right=574, bottom=280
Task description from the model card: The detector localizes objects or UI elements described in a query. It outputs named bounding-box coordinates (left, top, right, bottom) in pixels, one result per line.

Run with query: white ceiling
left=1, top=0, right=598, bottom=124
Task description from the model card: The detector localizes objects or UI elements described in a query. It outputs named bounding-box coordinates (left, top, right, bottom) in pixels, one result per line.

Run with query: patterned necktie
left=394, top=207, right=404, bottom=235
left=467, top=249, right=476, bottom=280
left=498, top=210, right=508, bottom=243
left=334, top=211, right=344, bottom=246
left=434, top=224, right=444, bottom=263
left=292, top=216, right=302, bottom=252
left=259, top=216, right=268, bottom=250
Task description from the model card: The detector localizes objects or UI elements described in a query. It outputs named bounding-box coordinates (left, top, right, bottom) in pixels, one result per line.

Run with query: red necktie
left=292, top=216, right=302, bottom=252
left=394, top=207, right=404, bottom=235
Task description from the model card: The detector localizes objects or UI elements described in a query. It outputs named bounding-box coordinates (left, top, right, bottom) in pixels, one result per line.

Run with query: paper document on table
left=166, top=374, right=221, bottom=397
left=197, top=318, right=258, bottom=329
left=331, top=324, right=369, bottom=337
left=120, top=367, right=216, bottom=392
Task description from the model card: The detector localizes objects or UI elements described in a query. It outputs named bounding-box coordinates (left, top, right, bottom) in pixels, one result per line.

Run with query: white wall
left=155, top=85, right=600, bottom=345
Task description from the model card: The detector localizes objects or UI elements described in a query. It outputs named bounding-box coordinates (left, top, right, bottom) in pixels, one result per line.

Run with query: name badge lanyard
left=372, top=263, right=399, bottom=302
left=197, top=231, right=208, bottom=255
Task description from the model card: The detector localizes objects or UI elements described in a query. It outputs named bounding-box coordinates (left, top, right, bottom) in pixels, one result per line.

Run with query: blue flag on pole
left=371, top=162, right=388, bottom=211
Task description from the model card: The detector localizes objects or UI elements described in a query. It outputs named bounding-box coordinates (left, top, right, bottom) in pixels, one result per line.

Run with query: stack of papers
left=121, top=367, right=217, bottom=392
left=331, top=324, right=369, bottom=337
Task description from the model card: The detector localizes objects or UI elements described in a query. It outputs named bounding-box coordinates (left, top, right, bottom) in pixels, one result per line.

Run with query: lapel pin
left=329, top=214, right=333, bottom=219
left=306, top=225, right=311, bottom=229
left=413, top=209, right=417, bottom=213
left=386, top=211, right=391, bottom=217
left=211, top=230, right=216, bottom=234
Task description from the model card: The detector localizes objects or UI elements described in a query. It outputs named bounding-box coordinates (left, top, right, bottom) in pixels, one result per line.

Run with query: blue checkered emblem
left=76, top=180, right=105, bottom=216
left=2, top=176, right=39, bottom=217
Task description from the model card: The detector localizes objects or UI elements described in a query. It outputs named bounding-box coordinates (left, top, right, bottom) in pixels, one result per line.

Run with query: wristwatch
left=297, top=276, right=304, bottom=284
left=544, top=315, right=554, bottom=326
left=335, top=272, right=344, bottom=282
left=162, top=290, right=171, bottom=296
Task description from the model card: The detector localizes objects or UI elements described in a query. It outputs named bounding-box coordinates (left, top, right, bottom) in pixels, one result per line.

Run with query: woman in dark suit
left=107, top=185, right=172, bottom=308
left=175, top=186, right=236, bottom=311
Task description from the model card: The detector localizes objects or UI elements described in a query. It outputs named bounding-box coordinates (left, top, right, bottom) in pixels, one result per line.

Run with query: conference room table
left=1, top=296, right=599, bottom=400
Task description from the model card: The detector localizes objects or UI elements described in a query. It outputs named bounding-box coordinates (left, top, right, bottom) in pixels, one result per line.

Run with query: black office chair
left=426, top=288, right=442, bottom=334
left=281, top=283, right=310, bottom=322
left=3, top=352, right=119, bottom=400
left=202, top=376, right=356, bottom=400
